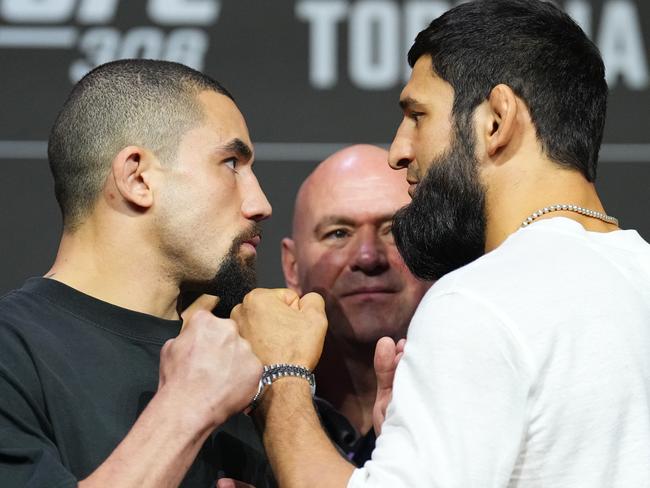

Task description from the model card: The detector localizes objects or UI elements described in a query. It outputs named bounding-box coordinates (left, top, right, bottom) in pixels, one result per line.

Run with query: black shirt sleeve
left=0, top=323, right=77, bottom=488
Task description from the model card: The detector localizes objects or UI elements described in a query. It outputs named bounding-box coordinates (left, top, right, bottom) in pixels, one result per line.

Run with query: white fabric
left=348, top=217, right=650, bottom=488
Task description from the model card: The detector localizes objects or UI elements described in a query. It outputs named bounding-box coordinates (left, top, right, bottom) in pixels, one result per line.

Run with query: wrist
left=154, top=385, right=224, bottom=435
left=253, top=376, right=315, bottom=421
left=249, top=363, right=315, bottom=411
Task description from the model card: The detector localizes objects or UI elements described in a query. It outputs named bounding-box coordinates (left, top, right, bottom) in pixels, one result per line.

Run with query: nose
left=242, top=172, right=272, bottom=222
left=350, top=228, right=389, bottom=276
left=388, top=120, right=415, bottom=171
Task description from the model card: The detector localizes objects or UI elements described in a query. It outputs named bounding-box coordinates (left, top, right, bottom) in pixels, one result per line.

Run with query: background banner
left=1, top=0, right=648, bottom=293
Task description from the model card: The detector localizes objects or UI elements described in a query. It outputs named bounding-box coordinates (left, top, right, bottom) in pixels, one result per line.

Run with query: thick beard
left=179, top=225, right=259, bottom=318
left=392, top=124, right=486, bottom=281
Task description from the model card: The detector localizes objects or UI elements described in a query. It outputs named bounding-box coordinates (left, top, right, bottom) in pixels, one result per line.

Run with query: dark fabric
left=0, top=277, right=275, bottom=487
left=315, top=397, right=376, bottom=467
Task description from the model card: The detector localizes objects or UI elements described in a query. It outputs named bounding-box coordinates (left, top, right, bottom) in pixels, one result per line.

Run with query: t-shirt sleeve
left=0, top=323, right=77, bottom=488
left=348, top=290, right=534, bottom=488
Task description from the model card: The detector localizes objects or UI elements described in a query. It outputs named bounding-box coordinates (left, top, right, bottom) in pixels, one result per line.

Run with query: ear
left=281, top=237, right=303, bottom=295
left=483, top=84, right=518, bottom=157
left=111, top=146, right=155, bottom=209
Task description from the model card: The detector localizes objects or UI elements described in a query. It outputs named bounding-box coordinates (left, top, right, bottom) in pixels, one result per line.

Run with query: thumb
left=374, top=337, right=397, bottom=390
left=216, top=479, right=255, bottom=488
left=299, top=292, right=325, bottom=312
left=181, top=294, right=220, bottom=328
left=275, top=288, right=301, bottom=309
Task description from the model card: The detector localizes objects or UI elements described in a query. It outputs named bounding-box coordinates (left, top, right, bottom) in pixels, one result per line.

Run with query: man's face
left=284, top=149, right=431, bottom=345
left=156, top=90, right=271, bottom=313
left=389, top=56, right=487, bottom=280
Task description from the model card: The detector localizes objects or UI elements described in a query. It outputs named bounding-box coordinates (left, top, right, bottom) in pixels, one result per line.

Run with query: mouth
left=407, top=181, right=418, bottom=197
left=240, top=234, right=261, bottom=254
left=341, top=287, right=396, bottom=298
left=243, top=235, right=261, bottom=248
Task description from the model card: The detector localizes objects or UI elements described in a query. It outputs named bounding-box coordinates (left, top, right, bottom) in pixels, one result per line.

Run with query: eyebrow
left=399, top=96, right=425, bottom=112
left=219, top=138, right=253, bottom=161
left=314, top=216, right=355, bottom=235
left=313, top=214, right=396, bottom=235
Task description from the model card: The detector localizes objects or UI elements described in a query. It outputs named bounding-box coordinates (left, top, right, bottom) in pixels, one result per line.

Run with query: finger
left=181, top=294, right=220, bottom=327
left=216, top=479, right=236, bottom=488
left=216, top=479, right=255, bottom=488
left=275, top=288, right=300, bottom=308
left=374, top=337, right=397, bottom=390
left=395, top=351, right=405, bottom=366
left=230, top=303, right=242, bottom=321
left=394, top=339, right=407, bottom=366
left=299, top=292, right=325, bottom=312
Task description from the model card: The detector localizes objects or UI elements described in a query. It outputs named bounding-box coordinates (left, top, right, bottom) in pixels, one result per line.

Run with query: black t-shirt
left=0, top=278, right=275, bottom=488
left=315, top=397, right=376, bottom=467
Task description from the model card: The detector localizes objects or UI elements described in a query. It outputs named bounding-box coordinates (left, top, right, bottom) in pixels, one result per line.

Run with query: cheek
left=415, top=123, right=450, bottom=166
left=391, top=252, right=431, bottom=296
left=300, top=248, right=348, bottom=291
left=388, top=247, right=409, bottom=269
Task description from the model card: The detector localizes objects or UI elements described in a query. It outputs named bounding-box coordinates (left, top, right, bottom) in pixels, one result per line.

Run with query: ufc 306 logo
left=1, top=0, right=221, bottom=82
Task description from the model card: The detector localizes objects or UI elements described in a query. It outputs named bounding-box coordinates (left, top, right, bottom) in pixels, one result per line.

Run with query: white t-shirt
left=349, top=217, right=650, bottom=487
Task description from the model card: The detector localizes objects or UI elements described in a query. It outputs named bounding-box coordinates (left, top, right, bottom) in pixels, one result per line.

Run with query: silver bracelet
left=248, top=363, right=316, bottom=411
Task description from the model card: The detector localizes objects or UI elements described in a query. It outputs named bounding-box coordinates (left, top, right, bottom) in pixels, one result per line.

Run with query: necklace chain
left=521, top=204, right=619, bottom=228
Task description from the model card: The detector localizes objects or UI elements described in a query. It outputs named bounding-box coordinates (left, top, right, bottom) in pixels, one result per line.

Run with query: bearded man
left=232, top=1, right=650, bottom=487
left=0, top=60, right=275, bottom=487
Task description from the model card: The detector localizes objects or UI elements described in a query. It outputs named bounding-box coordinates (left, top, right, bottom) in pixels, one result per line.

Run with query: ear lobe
left=485, top=84, right=518, bottom=157
left=111, top=146, right=154, bottom=209
left=281, top=237, right=303, bottom=295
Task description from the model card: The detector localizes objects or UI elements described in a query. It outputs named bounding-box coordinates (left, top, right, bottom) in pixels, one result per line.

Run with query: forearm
left=254, top=378, right=355, bottom=488
left=79, top=388, right=216, bottom=488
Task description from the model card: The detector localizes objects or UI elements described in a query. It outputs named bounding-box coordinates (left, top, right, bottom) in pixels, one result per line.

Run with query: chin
left=343, top=317, right=407, bottom=345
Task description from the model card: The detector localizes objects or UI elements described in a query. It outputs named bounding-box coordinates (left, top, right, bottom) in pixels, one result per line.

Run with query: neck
left=315, top=334, right=377, bottom=435
left=47, top=219, right=180, bottom=320
left=485, top=165, right=618, bottom=252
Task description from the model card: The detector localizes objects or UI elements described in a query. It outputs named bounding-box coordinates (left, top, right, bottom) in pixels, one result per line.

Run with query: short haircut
left=408, top=0, right=607, bottom=182
left=48, top=59, right=234, bottom=231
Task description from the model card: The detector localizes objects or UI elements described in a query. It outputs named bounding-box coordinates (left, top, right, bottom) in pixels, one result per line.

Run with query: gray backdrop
left=1, top=0, right=649, bottom=294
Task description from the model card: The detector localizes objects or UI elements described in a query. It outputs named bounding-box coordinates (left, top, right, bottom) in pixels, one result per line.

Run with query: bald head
left=282, top=144, right=429, bottom=345
left=292, top=144, right=410, bottom=239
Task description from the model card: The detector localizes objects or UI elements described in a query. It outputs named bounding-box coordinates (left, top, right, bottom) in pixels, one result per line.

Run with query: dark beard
left=179, top=225, right=259, bottom=318
left=392, top=125, right=486, bottom=281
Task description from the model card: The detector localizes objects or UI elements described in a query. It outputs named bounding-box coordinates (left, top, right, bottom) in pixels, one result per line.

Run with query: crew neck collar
left=21, top=277, right=182, bottom=344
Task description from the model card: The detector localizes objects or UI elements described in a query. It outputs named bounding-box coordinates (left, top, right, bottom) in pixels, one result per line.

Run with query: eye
left=324, top=228, right=350, bottom=240
left=224, top=157, right=239, bottom=173
left=409, top=112, right=424, bottom=125
left=381, top=223, right=395, bottom=243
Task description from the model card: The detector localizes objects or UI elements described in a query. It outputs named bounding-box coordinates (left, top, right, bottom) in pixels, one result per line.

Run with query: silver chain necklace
left=521, top=204, right=619, bottom=228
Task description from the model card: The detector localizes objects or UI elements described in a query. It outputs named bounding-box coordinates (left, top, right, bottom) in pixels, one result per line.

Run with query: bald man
left=281, top=144, right=431, bottom=465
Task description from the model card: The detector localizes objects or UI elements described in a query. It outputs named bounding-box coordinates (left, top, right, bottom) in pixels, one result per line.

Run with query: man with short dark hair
left=232, top=1, right=650, bottom=486
left=281, top=144, right=430, bottom=464
left=0, top=59, right=277, bottom=487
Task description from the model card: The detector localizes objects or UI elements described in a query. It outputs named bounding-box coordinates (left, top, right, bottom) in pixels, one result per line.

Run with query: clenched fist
left=158, top=310, right=263, bottom=428
left=231, top=289, right=328, bottom=370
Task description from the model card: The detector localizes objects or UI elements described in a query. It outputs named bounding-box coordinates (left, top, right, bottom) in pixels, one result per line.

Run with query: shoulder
left=427, top=217, right=620, bottom=302
left=0, top=283, right=68, bottom=380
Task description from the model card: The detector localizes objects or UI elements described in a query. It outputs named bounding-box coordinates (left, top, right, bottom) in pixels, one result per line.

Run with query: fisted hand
left=158, top=302, right=263, bottom=429
left=231, top=289, right=328, bottom=370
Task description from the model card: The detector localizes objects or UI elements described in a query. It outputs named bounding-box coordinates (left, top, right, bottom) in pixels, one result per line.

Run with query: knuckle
left=184, top=309, right=209, bottom=330
left=160, top=338, right=174, bottom=359
left=239, top=336, right=253, bottom=353
left=252, top=359, right=263, bottom=376
left=191, top=309, right=211, bottom=322
left=218, top=318, right=238, bottom=336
